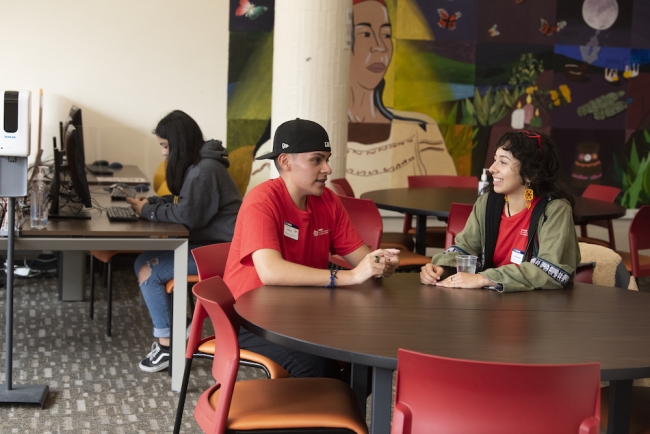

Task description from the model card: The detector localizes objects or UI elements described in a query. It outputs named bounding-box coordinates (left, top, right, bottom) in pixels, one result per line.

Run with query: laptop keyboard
left=106, top=206, right=139, bottom=222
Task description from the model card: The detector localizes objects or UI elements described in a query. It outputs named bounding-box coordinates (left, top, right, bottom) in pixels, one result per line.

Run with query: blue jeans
left=134, top=247, right=199, bottom=339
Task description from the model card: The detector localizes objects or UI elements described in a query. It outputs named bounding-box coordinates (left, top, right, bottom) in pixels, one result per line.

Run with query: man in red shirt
left=224, top=118, right=400, bottom=377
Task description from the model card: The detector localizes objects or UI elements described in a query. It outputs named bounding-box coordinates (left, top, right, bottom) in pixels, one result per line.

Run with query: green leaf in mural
left=620, top=139, right=650, bottom=208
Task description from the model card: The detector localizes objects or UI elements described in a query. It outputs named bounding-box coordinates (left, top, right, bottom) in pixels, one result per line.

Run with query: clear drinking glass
left=456, top=255, right=477, bottom=274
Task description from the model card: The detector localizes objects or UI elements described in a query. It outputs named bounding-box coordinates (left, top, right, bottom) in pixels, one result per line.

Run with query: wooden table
left=1, top=190, right=189, bottom=391
left=235, top=273, right=650, bottom=434
left=361, top=187, right=627, bottom=255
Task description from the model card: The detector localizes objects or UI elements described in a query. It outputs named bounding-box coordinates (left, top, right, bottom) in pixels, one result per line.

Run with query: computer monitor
left=48, top=106, right=92, bottom=219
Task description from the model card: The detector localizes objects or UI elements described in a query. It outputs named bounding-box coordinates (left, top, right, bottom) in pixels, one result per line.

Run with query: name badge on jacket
left=511, top=248, right=524, bottom=265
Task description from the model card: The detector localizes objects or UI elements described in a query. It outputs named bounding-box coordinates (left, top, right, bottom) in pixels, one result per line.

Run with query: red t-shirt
left=492, top=197, right=541, bottom=268
left=223, top=178, right=365, bottom=299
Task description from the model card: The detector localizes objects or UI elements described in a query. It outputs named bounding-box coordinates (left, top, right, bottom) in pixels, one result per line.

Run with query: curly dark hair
left=153, top=110, right=204, bottom=196
left=484, top=131, right=575, bottom=207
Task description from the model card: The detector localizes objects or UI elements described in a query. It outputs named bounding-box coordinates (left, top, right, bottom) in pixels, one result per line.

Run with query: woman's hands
left=126, top=196, right=147, bottom=217
left=420, top=263, right=493, bottom=288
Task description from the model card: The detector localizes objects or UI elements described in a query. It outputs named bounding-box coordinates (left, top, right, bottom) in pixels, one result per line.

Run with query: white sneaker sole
left=138, top=359, right=169, bottom=373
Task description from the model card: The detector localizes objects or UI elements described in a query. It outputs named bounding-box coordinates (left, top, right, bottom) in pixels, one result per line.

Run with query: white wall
left=0, top=0, right=229, bottom=181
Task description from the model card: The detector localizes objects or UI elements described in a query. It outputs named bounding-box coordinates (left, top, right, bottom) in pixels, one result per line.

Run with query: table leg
left=370, top=367, right=393, bottom=434
left=607, top=379, right=632, bottom=434
left=170, top=241, right=188, bottom=392
left=59, top=251, right=86, bottom=301
left=415, top=215, right=427, bottom=256
left=350, top=363, right=369, bottom=418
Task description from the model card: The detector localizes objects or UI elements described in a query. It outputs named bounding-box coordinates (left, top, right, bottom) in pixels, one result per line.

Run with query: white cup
left=456, top=255, right=477, bottom=274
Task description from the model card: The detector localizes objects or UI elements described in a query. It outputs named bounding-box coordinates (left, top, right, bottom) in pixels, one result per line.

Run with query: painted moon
left=582, top=0, right=619, bottom=30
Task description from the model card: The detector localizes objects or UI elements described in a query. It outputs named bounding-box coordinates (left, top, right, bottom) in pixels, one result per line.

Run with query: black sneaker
left=138, top=342, right=170, bottom=372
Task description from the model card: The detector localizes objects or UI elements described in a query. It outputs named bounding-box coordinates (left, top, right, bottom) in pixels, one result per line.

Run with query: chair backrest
left=445, top=202, right=473, bottom=249
left=391, top=349, right=601, bottom=434
left=629, top=205, right=650, bottom=277
left=192, top=276, right=240, bottom=434
left=408, top=175, right=478, bottom=189
left=330, top=178, right=355, bottom=197
left=337, top=195, right=383, bottom=250
left=191, top=242, right=231, bottom=281
left=581, top=184, right=621, bottom=203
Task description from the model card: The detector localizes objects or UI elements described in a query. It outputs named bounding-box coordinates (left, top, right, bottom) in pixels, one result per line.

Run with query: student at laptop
left=126, top=110, right=241, bottom=373
left=223, top=118, right=400, bottom=378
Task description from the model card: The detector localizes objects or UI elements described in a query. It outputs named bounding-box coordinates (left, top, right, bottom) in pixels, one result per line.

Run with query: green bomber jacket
left=431, top=193, right=581, bottom=292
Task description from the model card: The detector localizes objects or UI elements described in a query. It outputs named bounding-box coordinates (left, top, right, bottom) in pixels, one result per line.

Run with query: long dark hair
left=486, top=131, right=575, bottom=207
left=154, top=110, right=204, bottom=195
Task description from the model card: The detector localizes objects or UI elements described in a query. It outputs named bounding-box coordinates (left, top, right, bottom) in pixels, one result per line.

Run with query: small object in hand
left=451, top=275, right=455, bottom=281
left=374, top=255, right=380, bottom=263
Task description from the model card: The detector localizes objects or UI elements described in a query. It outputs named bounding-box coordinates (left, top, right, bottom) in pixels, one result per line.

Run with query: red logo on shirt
left=520, top=229, right=528, bottom=236
left=313, top=228, right=331, bottom=236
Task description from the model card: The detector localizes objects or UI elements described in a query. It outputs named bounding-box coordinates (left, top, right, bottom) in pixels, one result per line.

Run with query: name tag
left=284, top=222, right=299, bottom=240
left=511, top=248, right=524, bottom=265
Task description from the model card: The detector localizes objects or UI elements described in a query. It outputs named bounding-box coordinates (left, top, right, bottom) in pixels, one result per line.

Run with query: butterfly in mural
left=488, top=24, right=500, bottom=37
left=437, top=9, right=462, bottom=30
left=235, top=0, right=268, bottom=20
left=539, top=18, right=567, bottom=36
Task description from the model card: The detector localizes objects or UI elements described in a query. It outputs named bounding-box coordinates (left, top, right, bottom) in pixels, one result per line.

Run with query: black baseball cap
left=255, top=118, right=331, bottom=160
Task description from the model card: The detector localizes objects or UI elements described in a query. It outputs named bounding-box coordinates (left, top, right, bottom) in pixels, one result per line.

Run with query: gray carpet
left=0, top=262, right=648, bottom=433
left=0, top=264, right=266, bottom=433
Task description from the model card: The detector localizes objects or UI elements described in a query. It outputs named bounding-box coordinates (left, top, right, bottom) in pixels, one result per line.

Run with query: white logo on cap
left=282, top=143, right=289, bottom=149
left=324, top=142, right=330, bottom=148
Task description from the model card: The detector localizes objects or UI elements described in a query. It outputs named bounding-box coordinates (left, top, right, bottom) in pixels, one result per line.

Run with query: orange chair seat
left=379, top=232, right=415, bottom=252
left=618, top=251, right=650, bottom=275
left=165, top=275, right=200, bottom=294
left=201, top=378, right=367, bottom=434
left=407, top=226, right=447, bottom=248
left=90, top=250, right=141, bottom=264
left=398, top=250, right=432, bottom=268
left=196, top=339, right=289, bottom=379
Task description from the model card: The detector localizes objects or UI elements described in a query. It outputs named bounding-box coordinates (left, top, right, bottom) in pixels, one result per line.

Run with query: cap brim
left=255, top=151, right=280, bottom=160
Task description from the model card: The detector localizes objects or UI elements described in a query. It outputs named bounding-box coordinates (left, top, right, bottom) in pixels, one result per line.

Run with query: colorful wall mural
left=227, top=0, right=650, bottom=208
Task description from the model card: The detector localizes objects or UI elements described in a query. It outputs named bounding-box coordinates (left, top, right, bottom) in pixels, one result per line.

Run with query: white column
left=270, top=0, right=351, bottom=179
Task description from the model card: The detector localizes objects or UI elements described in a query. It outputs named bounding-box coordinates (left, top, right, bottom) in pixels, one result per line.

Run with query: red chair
left=391, top=349, right=601, bottom=434
left=330, top=178, right=355, bottom=197
left=579, top=184, right=621, bottom=249
left=404, top=175, right=478, bottom=248
left=445, top=202, right=473, bottom=249
left=330, top=178, right=415, bottom=252
left=174, top=243, right=288, bottom=434
left=617, top=205, right=650, bottom=278
left=192, top=276, right=368, bottom=434
left=330, top=195, right=430, bottom=270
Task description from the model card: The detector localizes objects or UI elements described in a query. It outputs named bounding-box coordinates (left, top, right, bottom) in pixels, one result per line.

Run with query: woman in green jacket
left=421, top=131, right=580, bottom=292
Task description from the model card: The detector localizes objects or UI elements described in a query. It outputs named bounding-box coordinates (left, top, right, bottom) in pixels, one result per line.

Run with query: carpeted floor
left=0, top=261, right=648, bottom=433
left=0, top=264, right=267, bottom=434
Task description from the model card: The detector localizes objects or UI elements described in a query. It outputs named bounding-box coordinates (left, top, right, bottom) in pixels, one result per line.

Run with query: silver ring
left=451, top=275, right=455, bottom=281
left=374, top=256, right=380, bottom=263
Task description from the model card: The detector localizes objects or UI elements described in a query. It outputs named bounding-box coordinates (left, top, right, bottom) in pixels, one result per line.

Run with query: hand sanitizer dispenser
left=478, top=168, right=489, bottom=195
left=0, top=90, right=31, bottom=157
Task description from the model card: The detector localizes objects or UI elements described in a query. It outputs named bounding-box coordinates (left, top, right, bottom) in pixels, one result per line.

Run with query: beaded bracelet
left=326, top=268, right=338, bottom=288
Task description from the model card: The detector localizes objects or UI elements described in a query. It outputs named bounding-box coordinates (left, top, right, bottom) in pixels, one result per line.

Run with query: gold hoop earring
left=524, top=185, right=534, bottom=210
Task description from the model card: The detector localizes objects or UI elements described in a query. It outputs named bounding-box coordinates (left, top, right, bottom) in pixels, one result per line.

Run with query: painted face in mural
left=349, top=0, right=393, bottom=122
